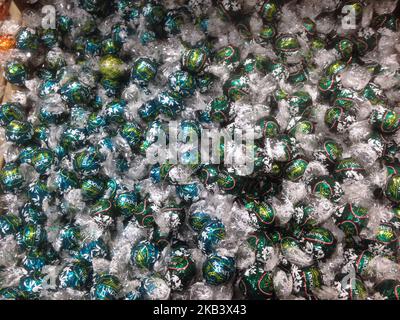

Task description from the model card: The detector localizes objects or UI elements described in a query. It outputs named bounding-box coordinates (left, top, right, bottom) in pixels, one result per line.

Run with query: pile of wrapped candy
left=0, top=0, right=399, bottom=300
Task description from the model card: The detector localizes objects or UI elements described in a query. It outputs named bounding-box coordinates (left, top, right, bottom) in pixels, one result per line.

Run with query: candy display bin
left=1, top=0, right=400, bottom=302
